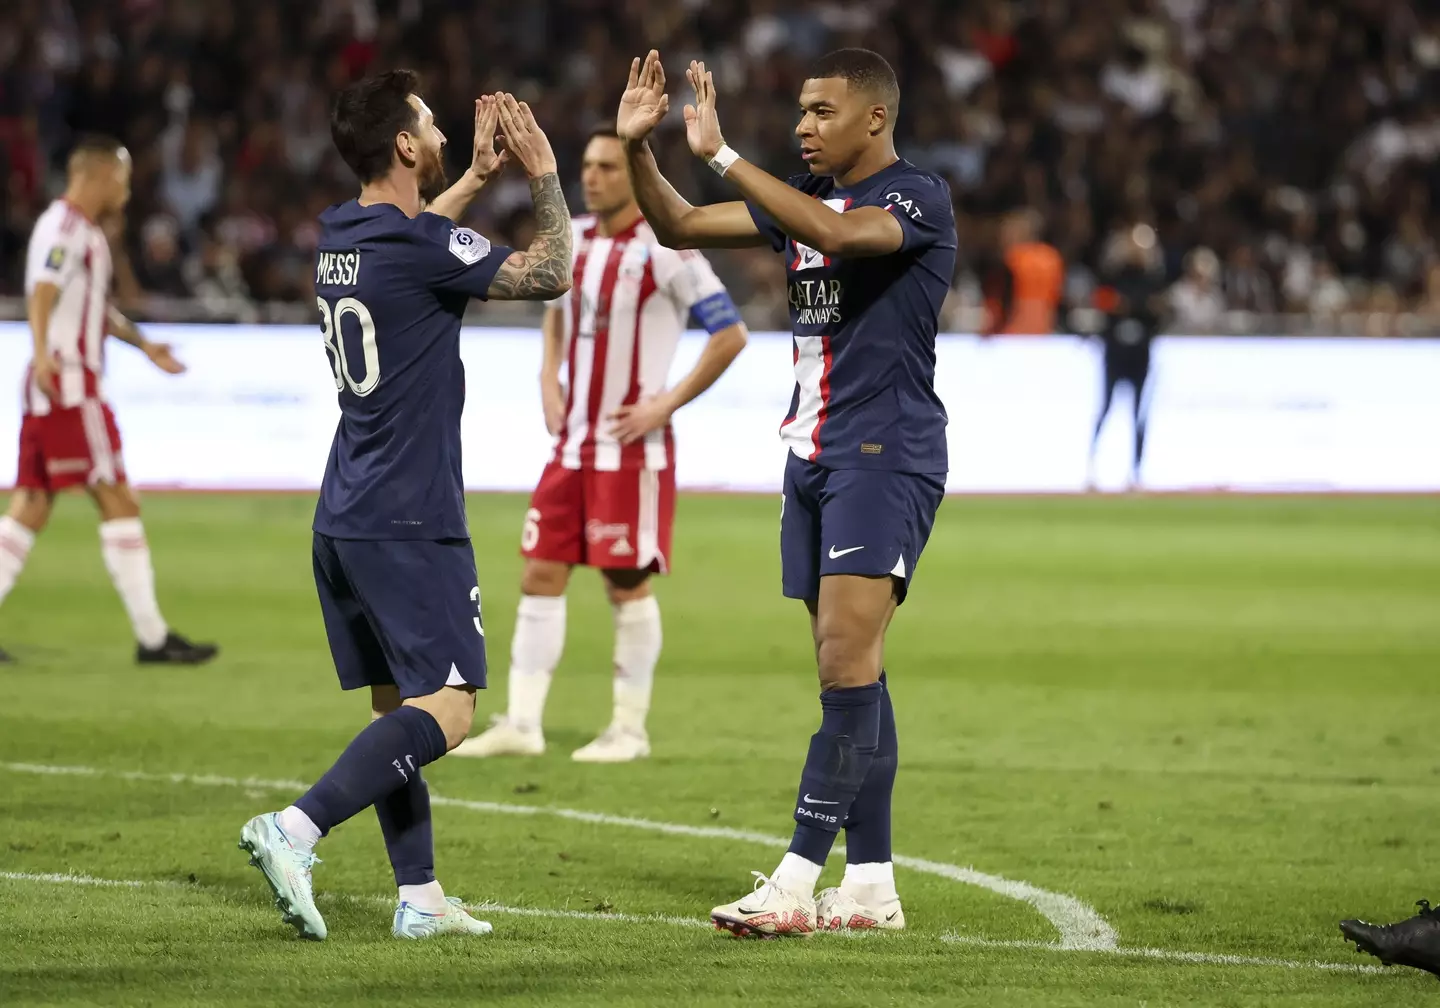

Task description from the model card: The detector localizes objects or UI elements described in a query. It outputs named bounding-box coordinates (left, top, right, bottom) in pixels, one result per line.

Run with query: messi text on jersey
left=315, top=250, right=361, bottom=288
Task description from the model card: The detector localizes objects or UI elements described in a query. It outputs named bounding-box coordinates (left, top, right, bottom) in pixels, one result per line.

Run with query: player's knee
left=520, top=559, right=570, bottom=597
left=813, top=622, right=882, bottom=692
left=405, top=686, right=476, bottom=751
left=90, top=482, right=140, bottom=520
left=436, top=689, right=476, bottom=749
left=7, top=490, right=53, bottom=533
left=602, top=569, right=651, bottom=606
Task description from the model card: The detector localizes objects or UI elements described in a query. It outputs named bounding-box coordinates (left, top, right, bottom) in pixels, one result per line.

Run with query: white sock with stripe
left=0, top=516, right=36, bottom=608
left=99, top=518, right=168, bottom=650
left=506, top=594, right=566, bottom=733
left=397, top=880, right=448, bottom=913
left=612, top=596, right=661, bottom=734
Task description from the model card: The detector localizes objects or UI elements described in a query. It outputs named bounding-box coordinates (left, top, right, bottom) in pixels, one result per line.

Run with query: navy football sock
left=295, top=706, right=447, bottom=836
left=375, top=772, right=435, bottom=887
left=845, top=671, right=897, bottom=864
left=788, top=681, right=884, bottom=865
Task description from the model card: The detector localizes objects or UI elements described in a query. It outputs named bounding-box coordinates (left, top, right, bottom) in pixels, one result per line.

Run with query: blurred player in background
left=0, top=136, right=217, bottom=665
left=617, top=49, right=956, bottom=935
left=453, top=127, right=748, bottom=764
left=1087, top=224, right=1168, bottom=491
left=982, top=208, right=1064, bottom=336
left=238, top=73, right=572, bottom=942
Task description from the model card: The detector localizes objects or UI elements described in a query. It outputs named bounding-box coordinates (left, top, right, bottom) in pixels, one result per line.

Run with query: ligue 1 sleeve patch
left=448, top=227, right=491, bottom=265
left=45, top=246, right=66, bottom=270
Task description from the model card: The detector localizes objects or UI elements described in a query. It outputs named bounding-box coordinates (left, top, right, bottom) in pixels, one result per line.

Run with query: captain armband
left=691, top=292, right=743, bottom=334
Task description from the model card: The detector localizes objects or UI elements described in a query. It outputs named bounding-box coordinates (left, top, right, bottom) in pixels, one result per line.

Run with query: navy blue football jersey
left=312, top=200, right=513, bottom=540
left=746, top=159, right=956, bottom=474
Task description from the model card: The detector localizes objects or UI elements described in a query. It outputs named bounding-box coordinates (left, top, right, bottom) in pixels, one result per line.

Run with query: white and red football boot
left=711, top=872, right=817, bottom=939
left=815, top=887, right=906, bottom=931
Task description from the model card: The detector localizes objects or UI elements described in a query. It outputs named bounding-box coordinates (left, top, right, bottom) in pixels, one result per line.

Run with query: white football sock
left=0, top=516, right=36, bottom=608
left=612, top=595, right=661, bottom=734
left=506, top=594, right=566, bottom=732
left=398, top=880, right=448, bottom=912
left=277, top=805, right=321, bottom=849
left=99, top=518, right=167, bottom=649
left=772, top=851, right=823, bottom=899
left=842, top=861, right=898, bottom=902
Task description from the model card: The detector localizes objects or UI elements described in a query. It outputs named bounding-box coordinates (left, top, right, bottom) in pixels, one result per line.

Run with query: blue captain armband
left=691, top=292, right=743, bottom=334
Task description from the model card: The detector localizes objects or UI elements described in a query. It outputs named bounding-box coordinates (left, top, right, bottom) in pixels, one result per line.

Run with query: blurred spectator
left=134, top=214, right=188, bottom=297
left=0, top=0, right=1433, bottom=332
left=1307, top=258, right=1352, bottom=319
left=161, top=119, right=223, bottom=231
left=1169, top=248, right=1225, bottom=333
left=1101, top=43, right=1167, bottom=117
left=1223, top=244, right=1276, bottom=315
left=983, top=208, right=1065, bottom=335
left=1422, top=261, right=1440, bottom=317
left=184, top=232, right=256, bottom=322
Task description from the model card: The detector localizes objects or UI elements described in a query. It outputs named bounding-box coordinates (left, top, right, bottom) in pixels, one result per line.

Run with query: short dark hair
left=587, top=125, right=621, bottom=143
left=807, top=48, right=900, bottom=119
left=331, top=69, right=423, bottom=184
left=67, top=134, right=125, bottom=174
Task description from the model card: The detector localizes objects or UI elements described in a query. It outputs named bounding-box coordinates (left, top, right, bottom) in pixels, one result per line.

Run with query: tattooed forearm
left=106, top=306, right=146, bottom=349
left=487, top=173, right=573, bottom=300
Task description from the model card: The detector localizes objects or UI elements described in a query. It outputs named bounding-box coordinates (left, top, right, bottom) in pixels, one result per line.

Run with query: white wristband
left=707, top=144, right=741, bottom=177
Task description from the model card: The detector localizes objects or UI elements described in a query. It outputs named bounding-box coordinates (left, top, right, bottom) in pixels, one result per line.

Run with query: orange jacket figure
left=983, top=210, right=1063, bottom=335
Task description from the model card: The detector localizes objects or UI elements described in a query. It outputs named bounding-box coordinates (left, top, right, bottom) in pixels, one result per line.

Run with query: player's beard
left=418, top=147, right=448, bottom=203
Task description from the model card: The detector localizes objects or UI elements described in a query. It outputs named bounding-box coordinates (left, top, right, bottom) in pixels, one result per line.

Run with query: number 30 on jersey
left=317, top=296, right=380, bottom=396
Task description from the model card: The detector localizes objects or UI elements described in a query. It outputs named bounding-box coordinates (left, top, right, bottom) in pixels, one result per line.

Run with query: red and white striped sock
left=99, top=518, right=168, bottom=650
left=0, top=516, right=36, bottom=608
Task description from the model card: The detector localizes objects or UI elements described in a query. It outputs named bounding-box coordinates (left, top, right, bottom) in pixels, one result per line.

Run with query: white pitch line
left=941, top=935, right=1389, bottom=975
left=1, top=761, right=1115, bottom=951
left=1, top=871, right=1394, bottom=977
left=0, top=871, right=165, bottom=889
left=0, top=871, right=707, bottom=929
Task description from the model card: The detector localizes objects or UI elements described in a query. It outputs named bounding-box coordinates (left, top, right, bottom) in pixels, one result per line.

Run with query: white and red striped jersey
left=551, top=215, right=728, bottom=471
left=23, top=200, right=112, bottom=415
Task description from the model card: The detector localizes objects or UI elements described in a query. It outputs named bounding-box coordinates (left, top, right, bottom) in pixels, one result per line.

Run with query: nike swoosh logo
left=885, top=910, right=901, bottom=922
left=828, top=546, right=865, bottom=559
left=803, top=794, right=840, bottom=805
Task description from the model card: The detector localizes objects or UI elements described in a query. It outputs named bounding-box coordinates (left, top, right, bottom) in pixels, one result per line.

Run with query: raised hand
left=470, top=94, right=510, bottom=183
left=495, top=93, right=557, bottom=179
left=683, top=60, right=726, bottom=160
left=616, top=50, right=671, bottom=142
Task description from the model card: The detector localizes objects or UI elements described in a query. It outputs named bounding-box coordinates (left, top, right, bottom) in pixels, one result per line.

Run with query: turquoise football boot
left=238, top=812, right=327, bottom=941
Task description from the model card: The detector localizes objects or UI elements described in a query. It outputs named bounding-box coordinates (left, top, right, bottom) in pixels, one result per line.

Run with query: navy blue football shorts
left=312, top=532, right=488, bottom=698
left=780, top=453, right=945, bottom=605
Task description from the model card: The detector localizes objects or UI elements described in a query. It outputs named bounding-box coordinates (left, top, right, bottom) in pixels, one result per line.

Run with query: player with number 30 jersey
left=237, top=72, right=573, bottom=944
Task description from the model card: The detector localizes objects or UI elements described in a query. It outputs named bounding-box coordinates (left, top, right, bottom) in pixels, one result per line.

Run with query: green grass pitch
left=2, top=492, right=1438, bottom=1006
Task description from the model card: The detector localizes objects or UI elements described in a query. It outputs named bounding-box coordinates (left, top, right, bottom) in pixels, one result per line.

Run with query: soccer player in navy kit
left=616, top=49, right=956, bottom=935
left=237, top=72, right=573, bottom=941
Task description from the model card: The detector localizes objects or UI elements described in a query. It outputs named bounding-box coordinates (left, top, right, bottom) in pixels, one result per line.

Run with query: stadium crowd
left=0, top=0, right=1437, bottom=332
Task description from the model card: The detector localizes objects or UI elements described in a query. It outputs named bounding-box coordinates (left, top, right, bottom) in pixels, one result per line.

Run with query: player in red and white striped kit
left=0, top=136, right=216, bottom=665
left=454, top=128, right=747, bottom=762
